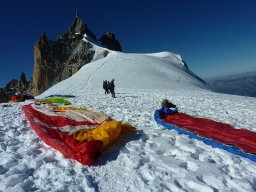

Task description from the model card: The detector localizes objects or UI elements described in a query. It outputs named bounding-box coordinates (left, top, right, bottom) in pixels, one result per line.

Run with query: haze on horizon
left=1, top=0, right=256, bottom=88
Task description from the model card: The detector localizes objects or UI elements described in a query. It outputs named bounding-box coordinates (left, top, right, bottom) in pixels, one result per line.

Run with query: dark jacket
left=158, top=107, right=178, bottom=119
left=161, top=107, right=178, bottom=115
left=109, top=80, right=115, bottom=92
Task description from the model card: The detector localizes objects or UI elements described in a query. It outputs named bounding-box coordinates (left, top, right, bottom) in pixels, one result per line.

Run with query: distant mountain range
left=206, top=71, right=256, bottom=97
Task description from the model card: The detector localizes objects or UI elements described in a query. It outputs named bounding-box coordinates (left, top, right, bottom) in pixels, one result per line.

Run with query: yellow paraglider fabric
left=53, top=106, right=86, bottom=112
left=73, top=121, right=136, bottom=150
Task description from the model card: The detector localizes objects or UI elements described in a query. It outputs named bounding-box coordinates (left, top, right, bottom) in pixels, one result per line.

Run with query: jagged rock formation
left=100, top=32, right=122, bottom=52
left=32, top=19, right=95, bottom=96
left=69, top=13, right=96, bottom=40
left=32, top=31, right=94, bottom=96
left=32, top=14, right=122, bottom=96
left=0, top=72, right=32, bottom=103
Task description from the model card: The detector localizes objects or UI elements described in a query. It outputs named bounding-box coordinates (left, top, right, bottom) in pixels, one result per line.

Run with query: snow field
left=1, top=49, right=256, bottom=191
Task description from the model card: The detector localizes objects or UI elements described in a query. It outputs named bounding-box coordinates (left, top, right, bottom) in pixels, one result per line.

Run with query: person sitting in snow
left=159, top=99, right=178, bottom=118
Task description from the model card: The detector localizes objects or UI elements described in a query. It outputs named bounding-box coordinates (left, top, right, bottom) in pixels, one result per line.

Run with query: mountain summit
left=69, top=14, right=96, bottom=40
left=32, top=14, right=122, bottom=96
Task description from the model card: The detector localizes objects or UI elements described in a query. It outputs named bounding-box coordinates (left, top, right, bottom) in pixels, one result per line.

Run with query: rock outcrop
left=32, top=14, right=122, bottom=96
left=100, top=32, right=122, bottom=52
left=0, top=72, right=32, bottom=103
left=32, top=18, right=95, bottom=96
left=69, top=14, right=96, bottom=40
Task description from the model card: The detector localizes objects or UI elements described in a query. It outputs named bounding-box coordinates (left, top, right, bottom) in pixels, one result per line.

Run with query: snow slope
left=1, top=50, right=256, bottom=192
left=39, top=51, right=206, bottom=98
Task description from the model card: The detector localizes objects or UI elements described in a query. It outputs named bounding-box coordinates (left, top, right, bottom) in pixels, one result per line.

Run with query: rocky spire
left=40, top=32, right=47, bottom=41
left=69, top=12, right=96, bottom=40
left=37, top=32, right=48, bottom=47
left=20, top=72, right=27, bottom=84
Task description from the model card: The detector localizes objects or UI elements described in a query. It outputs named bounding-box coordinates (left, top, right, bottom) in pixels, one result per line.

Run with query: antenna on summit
left=76, top=9, right=79, bottom=18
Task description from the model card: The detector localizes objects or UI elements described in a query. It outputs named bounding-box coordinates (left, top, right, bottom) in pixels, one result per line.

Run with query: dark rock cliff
left=0, top=72, right=32, bottom=103
left=32, top=14, right=122, bottom=96
left=100, top=32, right=122, bottom=52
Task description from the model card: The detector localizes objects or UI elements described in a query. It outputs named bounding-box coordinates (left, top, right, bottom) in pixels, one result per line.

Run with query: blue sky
left=1, top=0, right=256, bottom=87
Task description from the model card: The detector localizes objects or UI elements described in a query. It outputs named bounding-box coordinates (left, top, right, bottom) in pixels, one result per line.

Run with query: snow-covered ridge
left=83, top=34, right=110, bottom=62
left=40, top=50, right=207, bottom=97
left=145, top=51, right=183, bottom=63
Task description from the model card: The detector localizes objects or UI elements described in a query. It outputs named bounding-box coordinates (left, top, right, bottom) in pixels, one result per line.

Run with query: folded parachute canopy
left=35, top=97, right=72, bottom=105
left=22, top=102, right=136, bottom=165
left=45, top=94, right=76, bottom=98
left=154, top=109, right=256, bottom=162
